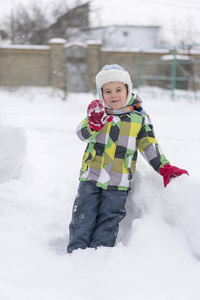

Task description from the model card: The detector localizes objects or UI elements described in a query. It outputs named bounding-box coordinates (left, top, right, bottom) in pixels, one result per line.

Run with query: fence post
left=87, top=41, right=101, bottom=93
left=49, top=38, right=66, bottom=96
left=171, top=47, right=177, bottom=100
left=137, top=51, right=142, bottom=90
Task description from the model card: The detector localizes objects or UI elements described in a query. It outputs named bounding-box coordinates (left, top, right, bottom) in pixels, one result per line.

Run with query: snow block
left=160, top=176, right=200, bottom=259
left=0, top=126, right=27, bottom=183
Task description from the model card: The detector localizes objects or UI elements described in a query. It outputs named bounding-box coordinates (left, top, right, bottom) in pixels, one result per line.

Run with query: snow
left=0, top=125, right=26, bottom=183
left=65, top=41, right=87, bottom=49
left=49, top=39, right=66, bottom=45
left=161, top=55, right=191, bottom=61
left=0, top=86, right=200, bottom=300
left=101, top=47, right=171, bottom=53
left=0, top=45, right=50, bottom=50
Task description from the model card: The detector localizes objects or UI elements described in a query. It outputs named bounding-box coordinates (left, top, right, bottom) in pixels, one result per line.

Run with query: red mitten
left=87, top=100, right=113, bottom=131
left=159, top=164, right=189, bottom=187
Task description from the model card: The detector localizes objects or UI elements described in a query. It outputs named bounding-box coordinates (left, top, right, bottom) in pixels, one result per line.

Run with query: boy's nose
left=111, top=92, right=117, bottom=98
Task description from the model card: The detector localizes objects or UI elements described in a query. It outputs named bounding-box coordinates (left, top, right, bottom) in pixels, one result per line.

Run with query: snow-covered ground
left=0, top=86, right=200, bottom=300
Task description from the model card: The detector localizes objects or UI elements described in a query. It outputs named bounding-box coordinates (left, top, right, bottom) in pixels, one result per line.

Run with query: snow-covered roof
left=83, top=24, right=160, bottom=31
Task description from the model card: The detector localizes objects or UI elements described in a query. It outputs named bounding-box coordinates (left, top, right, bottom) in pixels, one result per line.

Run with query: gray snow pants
left=67, top=181, right=128, bottom=253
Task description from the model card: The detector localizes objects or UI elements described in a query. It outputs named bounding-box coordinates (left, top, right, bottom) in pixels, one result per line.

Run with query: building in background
left=71, top=25, right=161, bottom=49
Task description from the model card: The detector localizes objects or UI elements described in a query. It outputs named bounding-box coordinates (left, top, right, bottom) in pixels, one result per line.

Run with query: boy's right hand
left=87, top=100, right=113, bottom=131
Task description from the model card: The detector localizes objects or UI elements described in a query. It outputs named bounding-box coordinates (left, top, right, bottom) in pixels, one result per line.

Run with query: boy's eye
left=104, top=88, right=123, bottom=94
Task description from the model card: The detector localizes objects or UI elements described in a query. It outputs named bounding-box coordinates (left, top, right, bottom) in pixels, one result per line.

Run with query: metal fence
left=137, top=44, right=200, bottom=100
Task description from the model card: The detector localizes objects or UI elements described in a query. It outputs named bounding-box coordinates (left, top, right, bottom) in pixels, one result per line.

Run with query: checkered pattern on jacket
left=76, top=111, right=169, bottom=191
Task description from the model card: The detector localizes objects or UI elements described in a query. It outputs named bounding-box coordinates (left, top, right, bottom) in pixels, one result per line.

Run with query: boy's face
left=102, top=82, right=128, bottom=110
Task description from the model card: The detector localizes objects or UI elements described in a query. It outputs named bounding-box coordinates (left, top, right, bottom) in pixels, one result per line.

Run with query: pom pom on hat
left=95, top=64, right=133, bottom=107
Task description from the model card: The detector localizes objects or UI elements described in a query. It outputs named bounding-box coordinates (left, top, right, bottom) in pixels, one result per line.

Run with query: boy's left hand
left=87, top=100, right=113, bottom=131
left=159, top=164, right=189, bottom=187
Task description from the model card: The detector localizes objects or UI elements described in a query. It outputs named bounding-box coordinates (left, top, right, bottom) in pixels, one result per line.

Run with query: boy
left=67, top=64, right=188, bottom=253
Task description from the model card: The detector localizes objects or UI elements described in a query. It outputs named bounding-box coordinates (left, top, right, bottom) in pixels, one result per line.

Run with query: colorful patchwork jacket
left=76, top=104, right=169, bottom=191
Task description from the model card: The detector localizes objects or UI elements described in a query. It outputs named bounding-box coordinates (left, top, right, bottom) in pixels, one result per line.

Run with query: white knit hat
left=95, top=64, right=133, bottom=107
